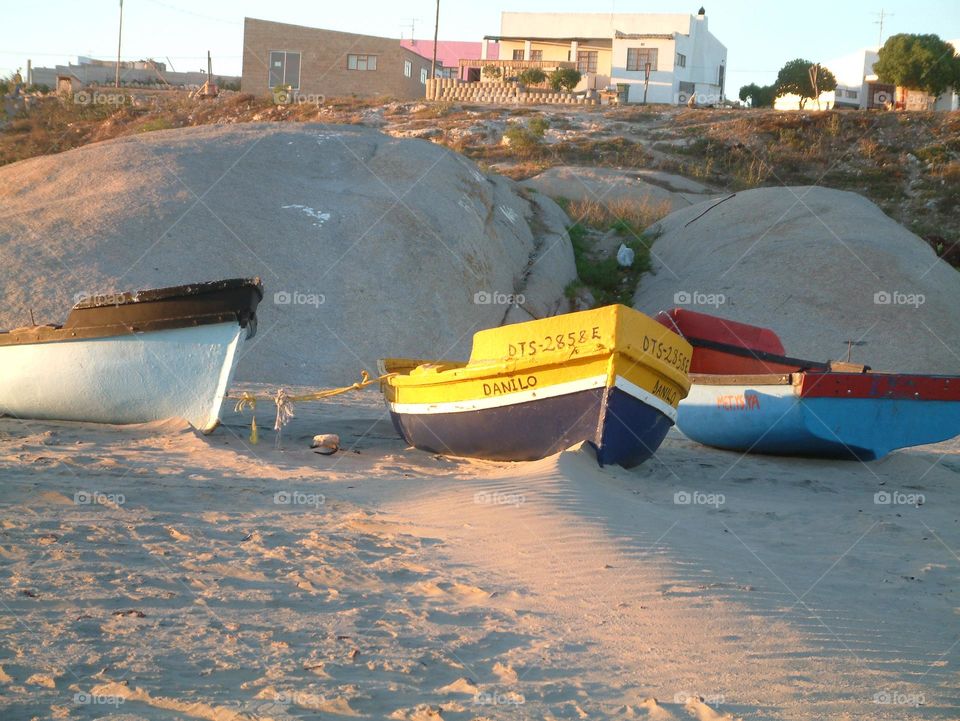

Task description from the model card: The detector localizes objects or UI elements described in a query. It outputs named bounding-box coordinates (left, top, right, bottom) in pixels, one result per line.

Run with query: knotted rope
left=229, top=371, right=393, bottom=444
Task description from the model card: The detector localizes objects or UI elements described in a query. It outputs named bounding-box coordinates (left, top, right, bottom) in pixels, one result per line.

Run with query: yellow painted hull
left=381, top=305, right=692, bottom=467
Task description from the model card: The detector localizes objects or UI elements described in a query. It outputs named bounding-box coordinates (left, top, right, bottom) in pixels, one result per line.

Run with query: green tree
left=774, top=58, right=837, bottom=108
left=739, top=83, right=776, bottom=107
left=481, top=64, right=502, bottom=80
left=549, top=68, right=581, bottom=93
left=518, top=67, right=547, bottom=86
left=875, top=33, right=960, bottom=97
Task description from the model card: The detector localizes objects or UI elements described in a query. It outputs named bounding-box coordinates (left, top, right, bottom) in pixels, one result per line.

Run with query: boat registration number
left=506, top=326, right=603, bottom=358
left=641, top=335, right=691, bottom=374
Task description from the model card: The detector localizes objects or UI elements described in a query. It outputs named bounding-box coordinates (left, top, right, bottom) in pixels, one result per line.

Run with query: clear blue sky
left=3, top=1, right=958, bottom=95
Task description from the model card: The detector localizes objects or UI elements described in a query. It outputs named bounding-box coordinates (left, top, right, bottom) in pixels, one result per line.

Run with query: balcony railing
left=457, top=58, right=576, bottom=69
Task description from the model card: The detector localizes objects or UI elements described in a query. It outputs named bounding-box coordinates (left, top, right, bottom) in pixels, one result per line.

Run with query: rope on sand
left=229, top=371, right=394, bottom=445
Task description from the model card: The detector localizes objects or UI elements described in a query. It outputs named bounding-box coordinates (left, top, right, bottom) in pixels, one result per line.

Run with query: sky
left=2, top=0, right=958, bottom=96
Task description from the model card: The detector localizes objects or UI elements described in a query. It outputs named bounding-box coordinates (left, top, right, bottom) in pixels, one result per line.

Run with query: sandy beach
left=1, top=386, right=957, bottom=720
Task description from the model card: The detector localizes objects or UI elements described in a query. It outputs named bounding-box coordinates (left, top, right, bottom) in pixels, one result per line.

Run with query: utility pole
left=115, top=0, right=124, bottom=88
left=873, top=9, right=892, bottom=47
left=431, top=0, right=439, bottom=79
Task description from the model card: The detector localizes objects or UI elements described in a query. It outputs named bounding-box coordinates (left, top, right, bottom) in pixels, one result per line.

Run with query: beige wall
left=242, top=17, right=431, bottom=100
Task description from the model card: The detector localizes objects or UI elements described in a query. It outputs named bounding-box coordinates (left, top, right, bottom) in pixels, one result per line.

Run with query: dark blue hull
left=390, top=386, right=674, bottom=468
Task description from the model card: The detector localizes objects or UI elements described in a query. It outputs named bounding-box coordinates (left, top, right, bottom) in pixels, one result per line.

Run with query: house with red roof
left=401, top=39, right=499, bottom=80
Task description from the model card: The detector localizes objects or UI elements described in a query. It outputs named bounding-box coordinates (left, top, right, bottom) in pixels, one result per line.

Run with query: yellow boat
left=380, top=305, right=692, bottom=468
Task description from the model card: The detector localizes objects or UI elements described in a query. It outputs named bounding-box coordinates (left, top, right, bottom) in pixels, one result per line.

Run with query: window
left=347, top=54, right=377, bottom=71
left=676, top=53, right=686, bottom=68
left=530, top=49, right=543, bottom=61
left=626, top=48, right=658, bottom=72
left=268, top=50, right=301, bottom=89
left=576, top=50, right=598, bottom=74
left=420, top=67, right=428, bottom=84
left=404, top=60, right=412, bottom=78
left=512, top=49, right=525, bottom=60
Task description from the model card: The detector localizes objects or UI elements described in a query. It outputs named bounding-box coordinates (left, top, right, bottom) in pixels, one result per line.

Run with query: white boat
left=0, top=278, right=263, bottom=433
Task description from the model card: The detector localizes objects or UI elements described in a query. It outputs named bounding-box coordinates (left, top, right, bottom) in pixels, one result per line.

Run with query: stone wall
left=425, top=78, right=596, bottom=105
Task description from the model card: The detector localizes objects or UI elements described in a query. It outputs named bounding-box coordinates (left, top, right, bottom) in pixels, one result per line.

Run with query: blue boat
left=657, top=309, right=960, bottom=460
left=678, top=371, right=960, bottom=460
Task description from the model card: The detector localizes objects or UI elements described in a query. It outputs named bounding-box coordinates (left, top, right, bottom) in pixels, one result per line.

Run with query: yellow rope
left=228, top=371, right=395, bottom=444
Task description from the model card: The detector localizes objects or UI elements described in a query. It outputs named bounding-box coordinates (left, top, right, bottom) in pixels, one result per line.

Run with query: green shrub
left=549, top=68, right=581, bottom=93
left=482, top=65, right=502, bottom=80
left=503, top=124, right=543, bottom=156
left=518, top=68, right=547, bottom=86
left=528, top=116, right=550, bottom=137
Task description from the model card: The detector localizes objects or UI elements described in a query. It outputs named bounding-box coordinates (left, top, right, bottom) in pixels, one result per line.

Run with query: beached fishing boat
left=380, top=305, right=692, bottom=468
left=0, top=278, right=263, bottom=433
left=657, top=308, right=960, bottom=460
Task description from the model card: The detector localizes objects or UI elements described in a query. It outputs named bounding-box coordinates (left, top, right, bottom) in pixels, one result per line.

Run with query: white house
left=777, top=41, right=960, bottom=111
left=933, top=39, right=960, bottom=110
left=773, top=49, right=889, bottom=110
left=483, top=8, right=727, bottom=104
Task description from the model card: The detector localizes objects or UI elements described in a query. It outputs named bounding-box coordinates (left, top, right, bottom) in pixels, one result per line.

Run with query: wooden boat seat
left=378, top=358, right=467, bottom=376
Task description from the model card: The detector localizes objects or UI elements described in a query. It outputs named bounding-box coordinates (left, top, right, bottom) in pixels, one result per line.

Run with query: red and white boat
left=657, top=308, right=960, bottom=460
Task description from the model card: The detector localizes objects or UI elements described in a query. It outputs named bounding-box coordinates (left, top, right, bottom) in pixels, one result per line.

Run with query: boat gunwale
left=70, top=277, right=264, bottom=310
left=0, top=312, right=254, bottom=347
left=689, top=370, right=960, bottom=402
left=383, top=342, right=691, bottom=391
left=0, top=278, right=263, bottom=348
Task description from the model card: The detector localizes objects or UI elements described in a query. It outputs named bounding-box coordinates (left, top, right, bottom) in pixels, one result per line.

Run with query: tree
left=738, top=83, right=776, bottom=107
left=875, top=33, right=960, bottom=97
left=518, top=67, right=547, bottom=86
left=549, top=68, right=581, bottom=93
left=774, top=58, right=837, bottom=109
left=481, top=64, right=502, bottom=80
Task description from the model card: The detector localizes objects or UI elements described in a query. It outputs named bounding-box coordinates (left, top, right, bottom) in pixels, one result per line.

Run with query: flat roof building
left=478, top=9, right=727, bottom=104
left=242, top=17, right=433, bottom=100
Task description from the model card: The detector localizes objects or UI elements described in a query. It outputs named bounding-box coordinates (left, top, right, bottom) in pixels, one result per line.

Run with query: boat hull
left=677, top=381, right=960, bottom=460
left=389, top=378, right=675, bottom=468
left=382, top=305, right=692, bottom=468
left=0, top=322, right=245, bottom=433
